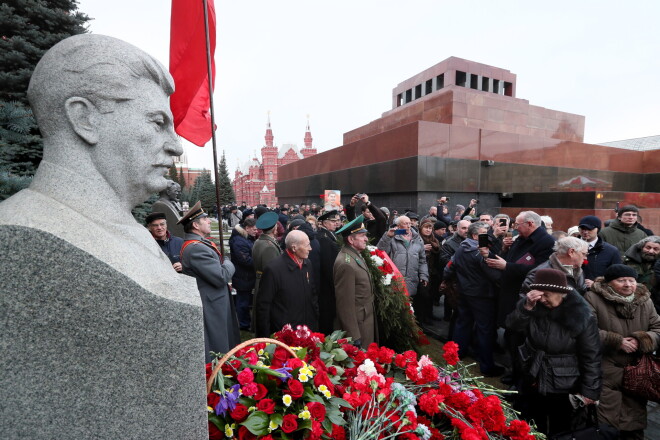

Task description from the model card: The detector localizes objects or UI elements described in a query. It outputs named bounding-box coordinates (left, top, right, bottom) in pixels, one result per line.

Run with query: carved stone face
left=166, top=182, right=181, bottom=201
left=91, top=79, right=182, bottom=202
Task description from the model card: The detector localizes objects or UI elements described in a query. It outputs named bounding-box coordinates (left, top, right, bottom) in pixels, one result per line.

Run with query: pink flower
left=237, top=368, right=254, bottom=385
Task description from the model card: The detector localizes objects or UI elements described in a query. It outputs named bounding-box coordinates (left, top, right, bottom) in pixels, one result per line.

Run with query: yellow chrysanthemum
left=300, top=367, right=313, bottom=377
left=207, top=406, right=213, bottom=412
left=282, top=394, right=293, bottom=406
left=248, top=406, right=256, bottom=412
left=298, top=409, right=311, bottom=420
left=256, top=361, right=264, bottom=367
left=298, top=373, right=309, bottom=382
left=225, top=423, right=235, bottom=438
left=258, top=349, right=265, bottom=355
left=268, top=420, right=278, bottom=432
left=323, top=390, right=332, bottom=398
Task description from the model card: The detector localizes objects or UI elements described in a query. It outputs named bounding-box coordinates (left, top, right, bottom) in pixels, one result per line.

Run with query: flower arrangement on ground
left=206, top=325, right=542, bottom=440
left=362, top=245, right=428, bottom=353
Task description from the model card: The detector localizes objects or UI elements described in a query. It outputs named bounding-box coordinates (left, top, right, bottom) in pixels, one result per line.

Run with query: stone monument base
left=0, top=226, right=207, bottom=439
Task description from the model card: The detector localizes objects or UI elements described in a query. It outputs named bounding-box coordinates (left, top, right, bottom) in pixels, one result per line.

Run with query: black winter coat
left=443, top=237, right=501, bottom=297
left=506, top=291, right=602, bottom=399
left=497, top=227, right=555, bottom=325
left=347, top=203, right=387, bottom=244
left=583, top=237, right=621, bottom=281
left=298, top=222, right=321, bottom=296
left=256, top=253, right=319, bottom=337
left=228, top=225, right=256, bottom=291
left=317, top=226, right=340, bottom=334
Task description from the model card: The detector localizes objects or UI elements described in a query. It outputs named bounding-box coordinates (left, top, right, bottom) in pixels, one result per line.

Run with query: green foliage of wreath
left=359, top=247, right=424, bottom=353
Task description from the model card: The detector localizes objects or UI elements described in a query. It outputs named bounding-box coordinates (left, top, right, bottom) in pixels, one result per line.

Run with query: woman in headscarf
left=585, top=264, right=660, bottom=440
left=506, top=268, right=602, bottom=436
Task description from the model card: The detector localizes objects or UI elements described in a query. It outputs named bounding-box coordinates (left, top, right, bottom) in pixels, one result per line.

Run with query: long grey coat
left=182, top=233, right=240, bottom=362
left=377, top=230, right=428, bottom=296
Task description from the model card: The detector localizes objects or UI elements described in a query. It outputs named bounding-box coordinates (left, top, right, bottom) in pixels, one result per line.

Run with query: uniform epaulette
left=345, top=254, right=351, bottom=263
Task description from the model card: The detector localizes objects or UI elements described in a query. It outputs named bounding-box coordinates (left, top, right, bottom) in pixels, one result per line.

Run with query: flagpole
left=202, top=0, right=224, bottom=254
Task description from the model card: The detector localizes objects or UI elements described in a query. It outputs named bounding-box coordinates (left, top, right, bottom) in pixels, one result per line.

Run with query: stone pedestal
left=0, top=226, right=207, bottom=439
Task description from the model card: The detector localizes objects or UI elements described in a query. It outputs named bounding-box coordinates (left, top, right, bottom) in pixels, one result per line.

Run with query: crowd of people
left=145, top=195, right=660, bottom=439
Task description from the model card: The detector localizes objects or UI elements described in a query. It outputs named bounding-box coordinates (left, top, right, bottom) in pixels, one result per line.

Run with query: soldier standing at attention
left=251, top=211, right=282, bottom=332
left=334, top=215, right=378, bottom=347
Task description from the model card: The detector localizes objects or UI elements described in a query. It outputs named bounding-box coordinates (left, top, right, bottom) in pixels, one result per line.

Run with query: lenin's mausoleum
left=275, top=57, right=659, bottom=232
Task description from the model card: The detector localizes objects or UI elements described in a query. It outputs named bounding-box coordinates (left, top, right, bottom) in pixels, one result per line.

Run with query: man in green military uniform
left=334, top=215, right=378, bottom=347
left=251, top=211, right=282, bottom=332
left=253, top=212, right=282, bottom=296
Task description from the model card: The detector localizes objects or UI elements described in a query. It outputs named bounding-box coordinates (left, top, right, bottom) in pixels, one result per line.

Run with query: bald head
left=457, top=219, right=470, bottom=238
left=285, top=230, right=311, bottom=259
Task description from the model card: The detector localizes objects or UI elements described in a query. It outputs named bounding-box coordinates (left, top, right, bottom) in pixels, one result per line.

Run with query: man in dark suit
left=255, top=230, right=318, bottom=337
left=179, top=202, right=240, bottom=362
left=486, top=210, right=555, bottom=384
left=334, top=215, right=378, bottom=348
left=317, top=210, right=341, bottom=335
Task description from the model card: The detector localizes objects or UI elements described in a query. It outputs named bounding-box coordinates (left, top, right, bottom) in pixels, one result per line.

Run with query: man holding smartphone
left=444, top=222, right=503, bottom=376
left=347, top=193, right=388, bottom=243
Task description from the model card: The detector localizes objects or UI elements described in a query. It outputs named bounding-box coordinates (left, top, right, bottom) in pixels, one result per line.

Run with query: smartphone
left=394, top=229, right=407, bottom=235
left=478, top=233, right=489, bottom=247
left=499, top=218, right=507, bottom=227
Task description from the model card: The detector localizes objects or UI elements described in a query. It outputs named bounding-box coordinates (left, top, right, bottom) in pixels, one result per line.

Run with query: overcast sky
left=78, top=0, right=660, bottom=171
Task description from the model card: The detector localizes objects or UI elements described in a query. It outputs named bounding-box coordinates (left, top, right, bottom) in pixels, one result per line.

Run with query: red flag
left=169, top=0, right=216, bottom=146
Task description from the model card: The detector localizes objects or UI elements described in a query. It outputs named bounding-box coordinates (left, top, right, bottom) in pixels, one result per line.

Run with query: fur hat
left=604, top=264, right=638, bottom=282
left=529, top=268, right=572, bottom=293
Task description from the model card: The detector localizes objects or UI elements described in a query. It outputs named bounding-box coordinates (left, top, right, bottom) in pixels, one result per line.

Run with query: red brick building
left=172, top=150, right=206, bottom=189
left=276, top=57, right=659, bottom=233
left=232, top=116, right=317, bottom=206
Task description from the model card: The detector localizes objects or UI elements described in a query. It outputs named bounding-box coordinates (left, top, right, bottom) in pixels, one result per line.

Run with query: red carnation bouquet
left=206, top=326, right=540, bottom=439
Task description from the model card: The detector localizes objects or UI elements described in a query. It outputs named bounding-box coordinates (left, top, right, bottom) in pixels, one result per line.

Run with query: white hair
left=553, top=236, right=587, bottom=255
left=395, top=215, right=410, bottom=226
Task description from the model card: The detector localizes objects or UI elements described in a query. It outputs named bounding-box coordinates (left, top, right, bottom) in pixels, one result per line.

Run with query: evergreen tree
left=131, top=193, right=158, bottom=225
left=0, top=100, right=40, bottom=173
left=0, top=0, right=90, bottom=178
left=177, top=165, right=186, bottom=189
left=168, top=165, right=179, bottom=187
left=217, top=151, right=235, bottom=205
left=0, top=168, right=32, bottom=201
left=190, top=170, right=217, bottom=211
